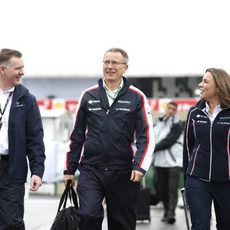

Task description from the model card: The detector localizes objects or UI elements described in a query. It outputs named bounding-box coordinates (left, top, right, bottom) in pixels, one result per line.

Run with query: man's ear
left=123, top=64, right=128, bottom=73
left=0, top=65, right=4, bottom=73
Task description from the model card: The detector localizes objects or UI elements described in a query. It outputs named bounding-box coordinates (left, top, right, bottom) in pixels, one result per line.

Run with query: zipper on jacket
left=209, top=123, right=213, bottom=181
left=205, top=107, right=229, bottom=181
left=197, top=107, right=212, bottom=181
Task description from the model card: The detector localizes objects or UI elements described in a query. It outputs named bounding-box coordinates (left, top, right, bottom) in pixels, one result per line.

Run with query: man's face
left=165, top=103, right=177, bottom=118
left=0, top=57, right=24, bottom=88
left=103, top=51, right=128, bottom=84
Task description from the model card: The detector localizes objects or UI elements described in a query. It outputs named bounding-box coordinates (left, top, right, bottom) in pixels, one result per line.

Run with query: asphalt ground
left=24, top=193, right=216, bottom=230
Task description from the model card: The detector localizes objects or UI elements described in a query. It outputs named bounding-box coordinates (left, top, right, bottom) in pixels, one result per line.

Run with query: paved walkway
left=24, top=194, right=216, bottom=230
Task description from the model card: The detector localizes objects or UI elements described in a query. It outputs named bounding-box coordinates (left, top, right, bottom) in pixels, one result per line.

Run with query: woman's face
left=198, top=71, right=219, bottom=102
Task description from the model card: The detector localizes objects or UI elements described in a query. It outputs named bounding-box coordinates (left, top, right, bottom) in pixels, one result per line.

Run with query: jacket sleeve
left=26, top=94, right=46, bottom=179
left=154, top=122, right=183, bottom=152
left=65, top=93, right=87, bottom=175
left=183, top=107, right=195, bottom=179
left=133, top=95, right=155, bottom=174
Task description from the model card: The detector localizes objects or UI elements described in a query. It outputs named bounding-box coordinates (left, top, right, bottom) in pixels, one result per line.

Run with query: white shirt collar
left=203, top=102, right=222, bottom=123
left=103, top=79, right=123, bottom=93
left=204, top=102, right=221, bottom=114
left=0, top=87, right=15, bottom=94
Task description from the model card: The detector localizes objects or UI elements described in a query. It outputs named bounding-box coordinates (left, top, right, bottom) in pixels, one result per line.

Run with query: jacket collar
left=195, top=99, right=207, bottom=110
left=12, top=84, right=29, bottom=103
left=98, top=76, right=130, bottom=92
left=195, top=99, right=230, bottom=110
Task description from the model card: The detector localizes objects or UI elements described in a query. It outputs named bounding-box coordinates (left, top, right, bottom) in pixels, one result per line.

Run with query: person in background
left=0, top=48, right=45, bottom=229
left=153, top=101, right=183, bottom=224
left=183, top=68, right=230, bottom=230
left=63, top=47, right=155, bottom=230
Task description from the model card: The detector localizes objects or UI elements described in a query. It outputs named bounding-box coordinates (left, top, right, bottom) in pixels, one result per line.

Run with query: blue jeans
left=185, top=176, right=230, bottom=230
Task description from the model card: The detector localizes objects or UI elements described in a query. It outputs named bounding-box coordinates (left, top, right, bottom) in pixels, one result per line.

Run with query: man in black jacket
left=0, top=48, right=45, bottom=229
left=64, top=48, right=155, bottom=230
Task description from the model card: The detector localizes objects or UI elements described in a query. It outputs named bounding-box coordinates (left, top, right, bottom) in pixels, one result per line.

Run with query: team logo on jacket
left=15, top=101, right=24, bottom=107
left=116, top=108, right=130, bottom=111
left=196, top=114, right=208, bottom=119
left=220, top=116, right=230, bottom=120
left=88, top=100, right=100, bottom=104
left=216, top=121, right=230, bottom=125
left=117, top=100, right=131, bottom=104
left=89, top=107, right=101, bottom=111
left=197, top=120, right=207, bottom=124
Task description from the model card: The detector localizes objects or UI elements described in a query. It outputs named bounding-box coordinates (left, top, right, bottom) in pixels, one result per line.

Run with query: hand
left=30, top=175, right=42, bottom=191
left=130, top=170, right=144, bottom=182
left=64, top=174, right=76, bottom=187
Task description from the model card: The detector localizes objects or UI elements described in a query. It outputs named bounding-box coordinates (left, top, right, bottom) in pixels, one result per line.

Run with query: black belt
left=0, top=155, right=9, bottom=161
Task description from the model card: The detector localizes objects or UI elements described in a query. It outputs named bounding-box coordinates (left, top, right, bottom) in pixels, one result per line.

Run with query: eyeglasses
left=103, top=60, right=127, bottom=67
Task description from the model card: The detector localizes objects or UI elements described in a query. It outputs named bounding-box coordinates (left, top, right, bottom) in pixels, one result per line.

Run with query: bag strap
left=57, top=180, right=79, bottom=213
left=57, top=181, right=70, bottom=213
left=69, top=185, right=79, bottom=209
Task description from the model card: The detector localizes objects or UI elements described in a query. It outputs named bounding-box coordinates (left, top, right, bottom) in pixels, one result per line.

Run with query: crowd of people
left=1, top=47, right=230, bottom=230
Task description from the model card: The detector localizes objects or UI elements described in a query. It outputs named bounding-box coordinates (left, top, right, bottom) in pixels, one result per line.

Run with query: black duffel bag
left=50, top=180, right=80, bottom=230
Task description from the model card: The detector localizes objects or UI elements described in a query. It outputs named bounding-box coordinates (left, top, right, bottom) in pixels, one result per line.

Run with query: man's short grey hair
left=104, top=48, right=129, bottom=64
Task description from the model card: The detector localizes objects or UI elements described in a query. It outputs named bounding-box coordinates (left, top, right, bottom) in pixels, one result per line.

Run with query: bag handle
left=69, top=184, right=79, bottom=209
left=57, top=180, right=79, bottom=213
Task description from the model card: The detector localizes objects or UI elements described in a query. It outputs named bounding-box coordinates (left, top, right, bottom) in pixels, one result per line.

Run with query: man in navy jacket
left=0, top=48, right=45, bottom=229
left=64, top=48, right=155, bottom=230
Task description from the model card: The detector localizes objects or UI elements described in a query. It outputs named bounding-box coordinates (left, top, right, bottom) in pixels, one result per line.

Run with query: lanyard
left=105, top=87, right=121, bottom=101
left=0, top=92, right=13, bottom=122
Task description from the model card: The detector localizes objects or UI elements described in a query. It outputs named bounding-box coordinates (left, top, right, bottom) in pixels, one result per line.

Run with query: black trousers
left=154, top=166, right=181, bottom=218
left=186, top=176, right=230, bottom=230
left=77, top=165, right=140, bottom=230
left=0, top=159, right=25, bottom=230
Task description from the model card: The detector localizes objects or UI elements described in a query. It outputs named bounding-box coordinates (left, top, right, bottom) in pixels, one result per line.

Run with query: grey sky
left=1, top=0, right=229, bottom=77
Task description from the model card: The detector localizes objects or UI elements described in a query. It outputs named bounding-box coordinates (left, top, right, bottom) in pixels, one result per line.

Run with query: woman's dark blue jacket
left=183, top=99, right=230, bottom=182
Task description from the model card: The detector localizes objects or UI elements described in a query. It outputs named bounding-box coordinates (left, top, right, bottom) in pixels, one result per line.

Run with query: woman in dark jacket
left=183, top=68, right=230, bottom=230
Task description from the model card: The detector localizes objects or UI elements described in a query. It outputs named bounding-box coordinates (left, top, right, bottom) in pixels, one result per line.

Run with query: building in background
left=23, top=75, right=201, bottom=99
